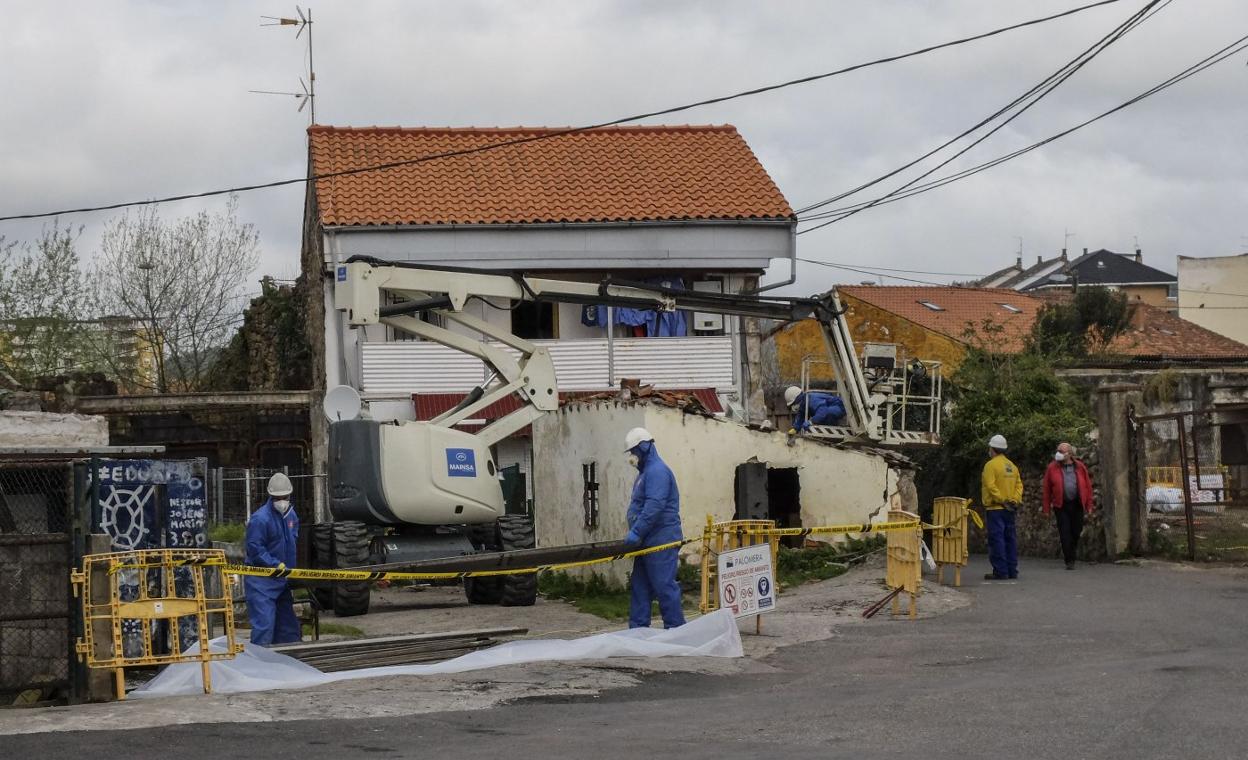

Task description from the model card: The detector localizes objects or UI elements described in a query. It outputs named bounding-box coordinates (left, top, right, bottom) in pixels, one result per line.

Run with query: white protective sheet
left=132, top=608, right=743, bottom=698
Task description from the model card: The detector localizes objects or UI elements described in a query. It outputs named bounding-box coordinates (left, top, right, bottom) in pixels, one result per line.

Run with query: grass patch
left=776, top=535, right=885, bottom=589
left=308, top=622, right=364, bottom=638
left=539, top=571, right=632, bottom=620
left=208, top=522, right=245, bottom=544
left=538, top=564, right=701, bottom=621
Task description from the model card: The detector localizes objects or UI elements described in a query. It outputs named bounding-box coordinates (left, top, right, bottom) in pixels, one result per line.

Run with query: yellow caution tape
left=735, top=519, right=922, bottom=539
left=108, top=538, right=696, bottom=582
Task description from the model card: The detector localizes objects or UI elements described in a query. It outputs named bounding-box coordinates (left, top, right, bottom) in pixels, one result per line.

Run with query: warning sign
left=717, top=545, right=776, bottom=619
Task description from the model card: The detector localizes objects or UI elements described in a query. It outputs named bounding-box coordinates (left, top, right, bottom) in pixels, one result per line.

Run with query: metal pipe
left=1176, top=419, right=1197, bottom=561
left=755, top=223, right=798, bottom=294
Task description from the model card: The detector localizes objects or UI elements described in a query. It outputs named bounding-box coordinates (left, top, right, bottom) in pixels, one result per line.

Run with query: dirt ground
left=0, top=557, right=969, bottom=735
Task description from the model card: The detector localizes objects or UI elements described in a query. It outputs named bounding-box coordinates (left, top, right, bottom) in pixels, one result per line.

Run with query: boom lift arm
left=333, top=257, right=902, bottom=444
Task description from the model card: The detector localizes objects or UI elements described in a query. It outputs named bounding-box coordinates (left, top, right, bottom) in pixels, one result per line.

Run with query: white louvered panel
left=612, top=336, right=735, bottom=389
left=361, top=342, right=486, bottom=393
left=359, top=336, right=733, bottom=394
left=537, top=340, right=611, bottom=390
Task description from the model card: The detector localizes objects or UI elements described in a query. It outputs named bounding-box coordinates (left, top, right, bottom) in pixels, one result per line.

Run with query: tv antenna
left=252, top=6, right=315, bottom=123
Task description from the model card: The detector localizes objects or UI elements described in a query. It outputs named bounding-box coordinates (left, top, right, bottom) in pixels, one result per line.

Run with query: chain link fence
left=207, top=467, right=323, bottom=528
left=0, top=461, right=76, bottom=702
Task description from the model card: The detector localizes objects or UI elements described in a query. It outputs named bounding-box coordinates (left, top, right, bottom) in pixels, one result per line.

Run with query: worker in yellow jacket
left=981, top=434, right=1023, bottom=581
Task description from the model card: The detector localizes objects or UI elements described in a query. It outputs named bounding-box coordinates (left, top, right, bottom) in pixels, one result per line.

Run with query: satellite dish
left=323, top=385, right=363, bottom=422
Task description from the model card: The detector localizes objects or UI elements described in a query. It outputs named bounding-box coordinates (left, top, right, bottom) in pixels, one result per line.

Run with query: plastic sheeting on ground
left=132, top=608, right=744, bottom=698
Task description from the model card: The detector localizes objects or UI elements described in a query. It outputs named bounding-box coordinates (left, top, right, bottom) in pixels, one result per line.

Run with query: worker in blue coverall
left=244, top=472, right=302, bottom=646
left=784, top=385, right=847, bottom=432
left=622, top=427, right=686, bottom=629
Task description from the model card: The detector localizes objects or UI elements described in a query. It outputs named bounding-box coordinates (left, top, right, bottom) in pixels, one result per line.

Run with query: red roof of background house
left=413, top=389, right=724, bottom=433
left=308, top=125, right=793, bottom=226
left=1109, top=304, right=1248, bottom=361
left=838, top=285, right=1248, bottom=361
left=839, top=286, right=1045, bottom=353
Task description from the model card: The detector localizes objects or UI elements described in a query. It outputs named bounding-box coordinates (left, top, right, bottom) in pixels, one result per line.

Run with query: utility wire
left=797, top=258, right=956, bottom=286
left=0, top=0, right=1123, bottom=223
left=797, top=0, right=1164, bottom=233
left=795, top=0, right=1168, bottom=217
left=795, top=30, right=1248, bottom=229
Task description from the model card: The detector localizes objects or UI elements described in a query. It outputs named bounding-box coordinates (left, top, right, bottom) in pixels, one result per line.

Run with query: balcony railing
left=360, top=336, right=735, bottom=395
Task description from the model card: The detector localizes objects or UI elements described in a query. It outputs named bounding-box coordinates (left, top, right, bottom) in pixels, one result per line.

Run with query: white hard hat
left=624, top=427, right=654, bottom=452
left=988, top=434, right=1008, bottom=451
left=267, top=472, right=294, bottom=497
left=784, top=386, right=802, bottom=407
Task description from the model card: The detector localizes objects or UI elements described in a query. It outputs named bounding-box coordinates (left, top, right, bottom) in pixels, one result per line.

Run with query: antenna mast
left=255, top=6, right=316, bottom=123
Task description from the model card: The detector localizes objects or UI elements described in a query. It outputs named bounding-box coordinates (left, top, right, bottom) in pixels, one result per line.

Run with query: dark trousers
left=1055, top=498, right=1085, bottom=564
left=986, top=509, right=1018, bottom=578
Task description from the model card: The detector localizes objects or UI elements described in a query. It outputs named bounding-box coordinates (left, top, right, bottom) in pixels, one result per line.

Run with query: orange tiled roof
left=838, top=285, right=1248, bottom=361
left=308, top=125, right=793, bottom=226
left=838, top=286, right=1045, bottom=352
left=1109, top=303, right=1248, bottom=360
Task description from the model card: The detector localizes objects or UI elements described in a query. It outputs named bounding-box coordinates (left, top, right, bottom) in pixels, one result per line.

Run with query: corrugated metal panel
left=361, top=337, right=733, bottom=394
left=613, top=337, right=735, bottom=388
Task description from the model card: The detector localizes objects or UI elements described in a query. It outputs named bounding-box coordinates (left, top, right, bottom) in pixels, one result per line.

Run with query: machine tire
left=331, top=521, right=371, bottom=617
left=464, top=576, right=504, bottom=605
left=497, top=514, right=537, bottom=607
left=309, top=523, right=335, bottom=610
left=462, top=523, right=503, bottom=604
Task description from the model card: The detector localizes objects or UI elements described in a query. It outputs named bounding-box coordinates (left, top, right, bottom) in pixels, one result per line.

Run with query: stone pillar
left=1094, top=383, right=1144, bottom=556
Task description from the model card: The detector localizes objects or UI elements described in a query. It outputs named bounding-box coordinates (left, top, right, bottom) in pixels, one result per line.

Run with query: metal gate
left=0, top=460, right=80, bottom=703
left=1133, top=405, right=1248, bottom=561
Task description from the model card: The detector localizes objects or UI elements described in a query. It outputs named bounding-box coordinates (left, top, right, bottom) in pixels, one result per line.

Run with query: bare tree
left=97, top=197, right=259, bottom=392
left=0, top=223, right=99, bottom=386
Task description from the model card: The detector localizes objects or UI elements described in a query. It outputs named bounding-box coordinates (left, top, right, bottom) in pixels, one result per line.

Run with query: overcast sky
left=1, top=0, right=1245, bottom=295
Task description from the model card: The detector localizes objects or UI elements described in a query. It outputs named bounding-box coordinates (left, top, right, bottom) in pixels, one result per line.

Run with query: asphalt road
left=17, top=557, right=1248, bottom=759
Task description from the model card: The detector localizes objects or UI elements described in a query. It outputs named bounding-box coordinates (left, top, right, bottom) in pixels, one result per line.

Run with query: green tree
left=0, top=223, right=99, bottom=386
left=1028, top=286, right=1130, bottom=357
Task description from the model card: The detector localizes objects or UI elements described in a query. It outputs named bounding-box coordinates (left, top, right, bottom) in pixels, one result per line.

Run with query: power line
left=795, top=30, right=1248, bottom=229
left=0, top=0, right=1124, bottom=224
left=797, top=258, right=985, bottom=278
left=795, top=0, right=1169, bottom=218
left=797, top=258, right=955, bottom=286
left=797, top=0, right=1165, bottom=233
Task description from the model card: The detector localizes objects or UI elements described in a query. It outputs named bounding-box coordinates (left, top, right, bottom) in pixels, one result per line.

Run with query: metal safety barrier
left=71, top=548, right=243, bottom=700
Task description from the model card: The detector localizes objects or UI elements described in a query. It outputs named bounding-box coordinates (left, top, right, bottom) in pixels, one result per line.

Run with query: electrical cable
left=795, top=0, right=1169, bottom=217
left=797, top=0, right=1165, bottom=233
left=797, top=258, right=954, bottom=286
left=0, top=0, right=1123, bottom=223
left=795, top=30, right=1248, bottom=230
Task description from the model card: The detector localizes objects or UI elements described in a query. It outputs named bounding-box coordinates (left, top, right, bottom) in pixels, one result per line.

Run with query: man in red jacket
left=1042, top=442, right=1094, bottom=570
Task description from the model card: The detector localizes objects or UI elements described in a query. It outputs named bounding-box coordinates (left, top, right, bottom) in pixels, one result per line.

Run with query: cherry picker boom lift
left=313, top=257, right=941, bottom=615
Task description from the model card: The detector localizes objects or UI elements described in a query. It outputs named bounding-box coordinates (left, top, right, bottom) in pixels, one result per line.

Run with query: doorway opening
left=733, top=463, right=803, bottom=548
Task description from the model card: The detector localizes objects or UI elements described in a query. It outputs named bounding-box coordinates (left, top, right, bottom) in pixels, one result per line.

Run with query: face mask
left=1054, top=452, right=1066, bottom=462
left=627, top=454, right=640, bottom=469
left=274, top=499, right=291, bottom=513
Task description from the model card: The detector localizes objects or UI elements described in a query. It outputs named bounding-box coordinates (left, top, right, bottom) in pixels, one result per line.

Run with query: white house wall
left=324, top=223, right=789, bottom=271
left=532, top=402, right=912, bottom=585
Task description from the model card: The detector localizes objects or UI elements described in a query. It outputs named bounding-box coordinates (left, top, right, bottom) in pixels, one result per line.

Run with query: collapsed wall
left=532, top=400, right=916, bottom=585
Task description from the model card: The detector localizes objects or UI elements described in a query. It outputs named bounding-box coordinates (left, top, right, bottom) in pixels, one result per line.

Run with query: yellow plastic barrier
left=72, top=548, right=244, bottom=700
left=930, top=497, right=972, bottom=587
left=885, top=510, right=922, bottom=619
